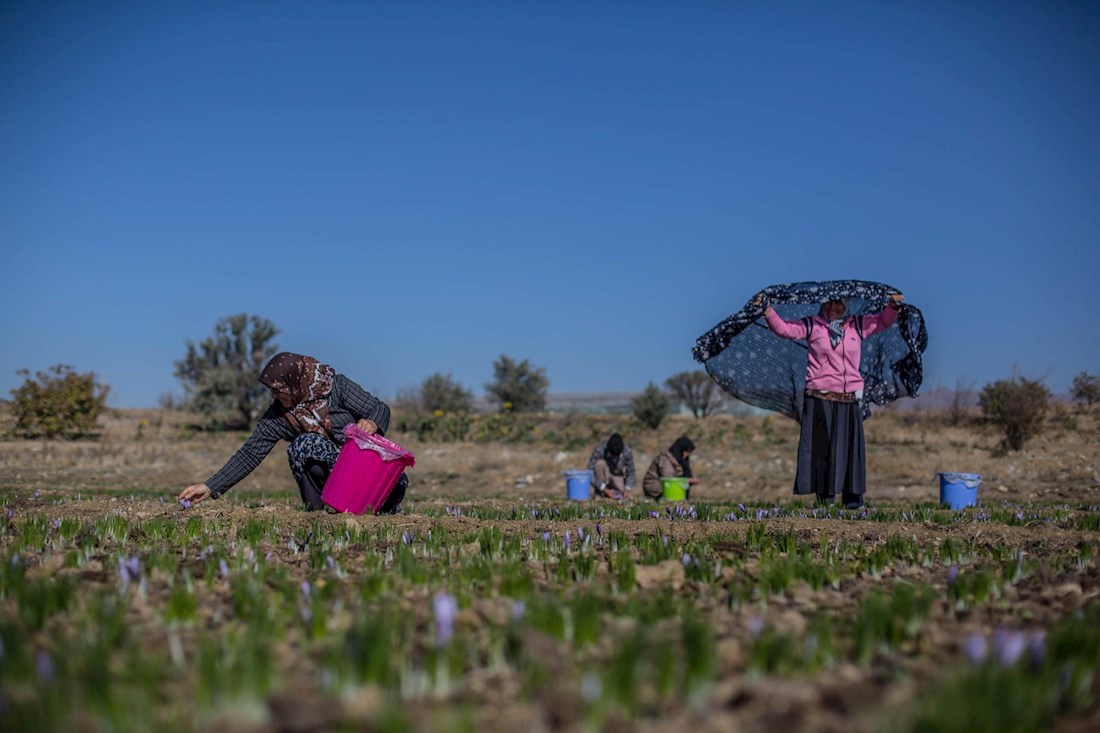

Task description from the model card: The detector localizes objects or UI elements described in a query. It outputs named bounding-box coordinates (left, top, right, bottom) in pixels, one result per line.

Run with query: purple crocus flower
left=577, top=526, right=585, bottom=541
left=963, top=633, right=988, bottom=664
left=996, top=630, right=1027, bottom=667
left=6, top=510, right=12, bottom=521
left=300, top=580, right=312, bottom=597
left=219, top=558, right=229, bottom=579
left=564, top=531, right=571, bottom=551
left=52, top=519, right=60, bottom=531
left=33, top=491, right=39, bottom=499
left=326, top=556, right=335, bottom=570
left=947, top=565, right=959, bottom=586
left=179, top=499, right=192, bottom=510
left=595, top=523, right=602, bottom=538
left=745, top=615, right=764, bottom=639
left=649, top=511, right=659, bottom=519
left=300, top=605, right=313, bottom=626
left=433, top=592, right=458, bottom=646
left=401, top=531, right=411, bottom=545
left=681, top=553, right=692, bottom=567
left=119, top=555, right=141, bottom=590
left=541, top=531, right=551, bottom=543
left=35, top=650, right=54, bottom=685
left=511, top=600, right=526, bottom=620
left=738, top=503, right=745, bottom=513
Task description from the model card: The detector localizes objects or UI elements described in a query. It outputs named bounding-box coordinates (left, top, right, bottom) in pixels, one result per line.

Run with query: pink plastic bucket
left=322, top=424, right=416, bottom=514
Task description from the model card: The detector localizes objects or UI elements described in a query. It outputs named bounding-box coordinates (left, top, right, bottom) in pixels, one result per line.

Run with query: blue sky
left=2, top=1, right=1097, bottom=407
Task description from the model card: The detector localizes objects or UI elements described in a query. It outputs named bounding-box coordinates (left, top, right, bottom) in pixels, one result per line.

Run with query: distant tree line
left=7, top=309, right=1099, bottom=451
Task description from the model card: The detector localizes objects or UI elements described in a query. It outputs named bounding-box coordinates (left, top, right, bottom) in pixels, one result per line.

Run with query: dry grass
left=1, top=405, right=1098, bottom=505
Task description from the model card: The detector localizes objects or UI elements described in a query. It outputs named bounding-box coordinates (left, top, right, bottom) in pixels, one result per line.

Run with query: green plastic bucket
left=661, top=477, right=689, bottom=501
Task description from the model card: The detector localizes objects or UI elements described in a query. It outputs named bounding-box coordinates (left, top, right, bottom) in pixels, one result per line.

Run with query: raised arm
left=858, top=294, right=903, bottom=338
left=764, top=305, right=810, bottom=340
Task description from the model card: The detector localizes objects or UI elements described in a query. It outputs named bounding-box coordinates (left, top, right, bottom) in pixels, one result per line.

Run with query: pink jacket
left=764, top=306, right=898, bottom=394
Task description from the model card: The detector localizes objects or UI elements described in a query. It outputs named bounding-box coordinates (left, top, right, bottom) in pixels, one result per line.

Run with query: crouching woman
left=177, top=352, right=407, bottom=513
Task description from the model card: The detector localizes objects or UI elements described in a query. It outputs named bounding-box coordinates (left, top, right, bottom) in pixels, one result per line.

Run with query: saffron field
left=1, top=409, right=1098, bottom=732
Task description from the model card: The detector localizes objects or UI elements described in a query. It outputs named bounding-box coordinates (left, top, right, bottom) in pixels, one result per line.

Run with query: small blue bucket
left=564, top=469, right=592, bottom=501
left=939, top=472, right=981, bottom=509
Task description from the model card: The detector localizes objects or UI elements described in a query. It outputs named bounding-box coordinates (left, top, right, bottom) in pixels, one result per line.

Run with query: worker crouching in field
left=642, top=437, right=698, bottom=500
left=177, top=352, right=407, bottom=513
left=586, top=433, right=636, bottom=500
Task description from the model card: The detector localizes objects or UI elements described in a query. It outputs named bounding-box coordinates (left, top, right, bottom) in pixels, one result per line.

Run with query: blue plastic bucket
left=939, top=472, right=981, bottom=509
left=564, top=469, right=592, bottom=501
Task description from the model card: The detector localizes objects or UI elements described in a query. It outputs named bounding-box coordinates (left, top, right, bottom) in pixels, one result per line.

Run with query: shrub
left=9, top=365, right=109, bottom=438
left=665, top=370, right=725, bottom=418
left=979, top=377, right=1050, bottom=451
left=632, top=382, right=670, bottom=429
left=1070, top=372, right=1100, bottom=406
left=484, top=355, right=548, bottom=413
left=418, top=373, right=474, bottom=414
left=173, top=314, right=279, bottom=430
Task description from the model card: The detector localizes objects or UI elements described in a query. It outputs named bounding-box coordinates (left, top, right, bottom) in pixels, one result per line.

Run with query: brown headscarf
left=259, top=352, right=337, bottom=438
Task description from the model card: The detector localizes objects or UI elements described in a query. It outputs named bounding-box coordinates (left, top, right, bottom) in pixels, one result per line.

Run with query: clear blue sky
left=2, top=1, right=1097, bottom=407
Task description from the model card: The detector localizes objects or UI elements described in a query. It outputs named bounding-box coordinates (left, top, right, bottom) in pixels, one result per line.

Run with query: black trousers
left=298, top=460, right=408, bottom=514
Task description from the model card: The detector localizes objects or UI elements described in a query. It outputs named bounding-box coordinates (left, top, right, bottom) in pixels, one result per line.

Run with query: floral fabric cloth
left=692, top=280, right=927, bottom=420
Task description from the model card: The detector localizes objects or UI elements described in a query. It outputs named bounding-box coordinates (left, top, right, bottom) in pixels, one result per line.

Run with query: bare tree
left=949, top=377, right=976, bottom=426
left=665, top=370, right=726, bottom=418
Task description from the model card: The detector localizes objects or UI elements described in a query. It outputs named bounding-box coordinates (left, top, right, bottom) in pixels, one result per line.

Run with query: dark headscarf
left=259, top=352, right=336, bottom=438
left=606, top=433, right=624, bottom=456
left=669, top=436, right=695, bottom=478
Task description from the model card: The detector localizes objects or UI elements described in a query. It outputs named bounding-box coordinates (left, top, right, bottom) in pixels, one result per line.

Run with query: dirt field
left=1, top=407, right=1098, bottom=732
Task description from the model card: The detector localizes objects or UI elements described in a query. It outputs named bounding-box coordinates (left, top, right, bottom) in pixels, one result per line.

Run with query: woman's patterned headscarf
left=259, top=352, right=336, bottom=438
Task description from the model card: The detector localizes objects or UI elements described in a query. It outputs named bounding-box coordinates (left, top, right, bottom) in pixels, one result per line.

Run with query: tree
left=948, top=377, right=976, bottom=426
left=484, top=355, right=549, bottom=412
left=1071, top=372, right=1100, bottom=406
left=10, top=365, right=109, bottom=438
left=665, top=370, right=725, bottom=418
left=632, top=382, right=671, bottom=429
left=419, top=373, right=474, bottom=414
left=174, top=314, right=279, bottom=429
left=979, top=376, right=1050, bottom=451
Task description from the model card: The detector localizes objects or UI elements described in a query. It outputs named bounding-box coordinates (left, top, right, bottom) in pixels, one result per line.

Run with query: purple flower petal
left=35, top=650, right=54, bottom=685
left=433, top=592, right=458, bottom=646
left=963, top=633, right=988, bottom=664
left=947, top=565, right=959, bottom=585
left=996, top=631, right=1027, bottom=667
left=746, top=615, right=764, bottom=639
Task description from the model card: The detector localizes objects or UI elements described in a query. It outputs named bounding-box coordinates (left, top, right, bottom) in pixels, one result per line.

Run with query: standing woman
left=760, top=293, right=903, bottom=508
left=178, top=352, right=408, bottom=513
left=642, top=436, right=699, bottom=500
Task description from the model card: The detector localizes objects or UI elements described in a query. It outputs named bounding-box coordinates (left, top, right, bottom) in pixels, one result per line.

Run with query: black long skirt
left=793, top=396, right=866, bottom=505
